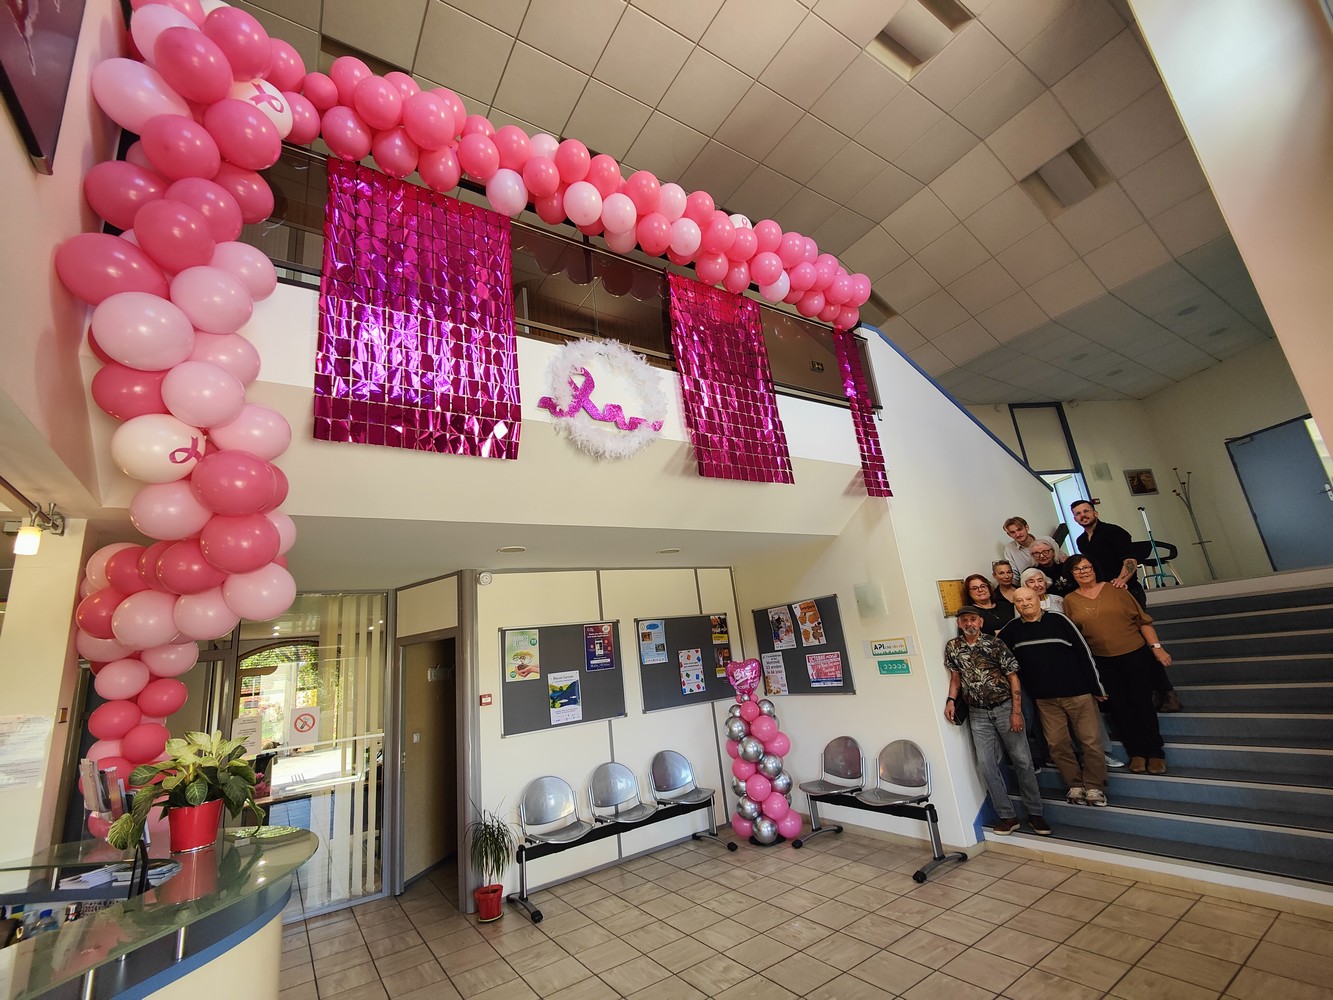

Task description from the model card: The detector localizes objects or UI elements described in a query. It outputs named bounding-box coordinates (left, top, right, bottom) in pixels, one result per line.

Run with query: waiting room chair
left=793, top=736, right=864, bottom=847
left=649, top=749, right=736, bottom=850
left=1131, top=540, right=1182, bottom=588
left=856, top=740, right=932, bottom=808
left=511, top=775, right=595, bottom=922
left=588, top=762, right=658, bottom=824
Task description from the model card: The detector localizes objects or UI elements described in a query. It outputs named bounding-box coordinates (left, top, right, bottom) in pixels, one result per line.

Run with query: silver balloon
left=731, top=776, right=748, bottom=796
left=724, top=717, right=749, bottom=741
left=753, top=816, right=779, bottom=844
left=739, top=736, right=764, bottom=762
left=758, top=699, right=776, bottom=718
left=770, top=770, right=793, bottom=795
left=757, top=753, right=783, bottom=778
left=728, top=704, right=743, bottom=718
left=736, top=796, right=761, bottom=821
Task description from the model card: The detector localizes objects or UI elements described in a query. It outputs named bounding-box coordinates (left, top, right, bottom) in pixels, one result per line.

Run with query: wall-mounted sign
left=868, top=637, right=910, bottom=657
left=877, top=659, right=911, bottom=676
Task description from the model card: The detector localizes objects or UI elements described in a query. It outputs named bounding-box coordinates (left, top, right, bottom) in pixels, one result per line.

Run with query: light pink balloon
left=141, top=641, right=200, bottom=677
left=265, top=510, right=296, bottom=555
left=657, top=183, right=686, bottom=222
left=173, top=586, right=241, bottom=640
left=527, top=132, right=557, bottom=159
left=600, top=192, right=636, bottom=234
left=112, top=590, right=181, bottom=650
left=87, top=739, right=124, bottom=764
left=563, top=181, right=602, bottom=227
left=485, top=168, right=528, bottom=217
left=209, top=241, right=276, bottom=300
left=189, top=331, right=261, bottom=385
left=207, top=403, right=290, bottom=460
left=759, top=272, right=791, bottom=303
left=91, top=59, right=191, bottom=132
left=110, top=413, right=205, bottom=484
left=161, top=360, right=246, bottom=428
left=131, top=4, right=198, bottom=66
left=89, top=292, right=193, bottom=372
left=603, top=227, right=637, bottom=255
left=130, top=482, right=211, bottom=541
left=223, top=562, right=295, bottom=621
left=152, top=26, right=231, bottom=104
left=87, top=542, right=139, bottom=591
left=94, top=658, right=152, bottom=701
left=77, top=630, right=134, bottom=663
left=170, top=265, right=253, bottom=334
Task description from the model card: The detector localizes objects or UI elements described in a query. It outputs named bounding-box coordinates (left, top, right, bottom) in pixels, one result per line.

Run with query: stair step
left=1157, top=606, right=1333, bottom=639
left=1170, top=654, right=1333, bottom=685
left=1150, top=586, right=1333, bottom=622
left=1169, top=683, right=1333, bottom=713
left=1164, top=630, right=1333, bottom=659
left=1121, top=743, right=1333, bottom=788
left=1157, top=713, right=1333, bottom=747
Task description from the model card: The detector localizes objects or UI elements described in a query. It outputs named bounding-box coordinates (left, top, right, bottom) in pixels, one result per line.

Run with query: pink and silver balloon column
left=723, top=658, right=801, bottom=844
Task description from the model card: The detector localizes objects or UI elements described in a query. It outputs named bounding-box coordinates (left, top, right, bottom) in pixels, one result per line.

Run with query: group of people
left=943, top=503, right=1177, bottom=836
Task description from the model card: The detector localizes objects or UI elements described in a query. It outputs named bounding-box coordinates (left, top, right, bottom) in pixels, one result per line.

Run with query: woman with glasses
left=961, top=574, right=1012, bottom=635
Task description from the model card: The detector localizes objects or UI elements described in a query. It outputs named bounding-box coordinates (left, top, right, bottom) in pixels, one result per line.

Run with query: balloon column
left=723, top=659, right=801, bottom=844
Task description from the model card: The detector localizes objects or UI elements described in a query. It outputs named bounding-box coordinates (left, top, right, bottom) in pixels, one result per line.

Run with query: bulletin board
left=500, top=620, right=626, bottom=737
left=749, top=595, right=856, bottom=696
left=636, top=613, right=739, bottom=712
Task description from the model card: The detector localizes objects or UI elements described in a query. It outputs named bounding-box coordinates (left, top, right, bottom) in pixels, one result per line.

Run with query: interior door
left=1228, top=417, right=1333, bottom=570
left=402, top=638, right=458, bottom=884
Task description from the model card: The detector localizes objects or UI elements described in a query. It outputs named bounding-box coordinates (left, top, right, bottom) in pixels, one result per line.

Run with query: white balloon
left=199, top=0, right=231, bottom=11
left=228, top=78, right=293, bottom=139
left=110, top=413, right=205, bottom=484
left=728, top=213, right=753, bottom=229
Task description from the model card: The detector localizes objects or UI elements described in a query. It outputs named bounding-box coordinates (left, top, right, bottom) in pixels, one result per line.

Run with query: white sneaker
left=1104, top=754, right=1125, bottom=768
left=1066, top=786, right=1086, bottom=804
left=1085, top=788, right=1108, bottom=807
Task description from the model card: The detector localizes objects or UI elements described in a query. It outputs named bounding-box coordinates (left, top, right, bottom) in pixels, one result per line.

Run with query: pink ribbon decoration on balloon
left=537, top=368, right=664, bottom=432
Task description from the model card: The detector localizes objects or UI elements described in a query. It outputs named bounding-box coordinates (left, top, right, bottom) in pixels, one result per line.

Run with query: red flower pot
left=157, top=847, right=218, bottom=903
left=168, top=799, right=224, bottom=853
left=474, top=884, right=504, bottom=922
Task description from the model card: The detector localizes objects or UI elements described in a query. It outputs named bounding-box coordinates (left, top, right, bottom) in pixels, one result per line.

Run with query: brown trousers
left=1037, top=695, right=1107, bottom=792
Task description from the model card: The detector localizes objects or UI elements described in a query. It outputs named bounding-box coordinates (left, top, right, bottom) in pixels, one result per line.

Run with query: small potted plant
left=465, top=805, right=516, bottom=922
left=106, top=731, right=263, bottom=854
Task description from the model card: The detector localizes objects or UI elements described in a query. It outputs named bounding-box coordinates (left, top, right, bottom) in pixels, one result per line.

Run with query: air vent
left=1018, top=140, right=1113, bottom=219
left=866, top=0, right=974, bottom=80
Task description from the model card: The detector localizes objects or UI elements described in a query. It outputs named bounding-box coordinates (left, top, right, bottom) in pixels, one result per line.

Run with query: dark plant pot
left=168, top=799, right=224, bottom=854
left=474, top=884, right=504, bottom=922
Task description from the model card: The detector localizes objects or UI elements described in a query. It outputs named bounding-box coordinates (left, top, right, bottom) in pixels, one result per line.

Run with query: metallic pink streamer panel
left=667, top=274, right=794, bottom=485
left=315, top=159, right=521, bottom=459
left=834, top=330, right=892, bottom=497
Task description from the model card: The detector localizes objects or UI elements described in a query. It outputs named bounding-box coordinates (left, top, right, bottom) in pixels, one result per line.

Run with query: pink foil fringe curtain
left=315, top=159, right=521, bottom=459
left=833, top=330, right=892, bottom=497
left=667, top=274, right=794, bottom=485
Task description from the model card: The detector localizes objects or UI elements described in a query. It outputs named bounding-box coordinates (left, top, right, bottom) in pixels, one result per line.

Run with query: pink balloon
left=77, top=589, right=126, bottom=640
left=130, top=3, right=197, bottom=63
left=124, top=141, right=153, bottom=171
left=188, top=332, right=260, bottom=388
left=702, top=212, right=736, bottom=254
left=122, top=722, right=171, bottom=764
left=739, top=701, right=761, bottom=722
left=684, top=190, right=714, bottom=226
left=321, top=106, right=372, bottom=161
left=161, top=361, right=245, bottom=428
left=746, top=773, right=772, bottom=802
left=142, top=641, right=200, bottom=677
left=173, top=586, right=240, bottom=640
left=110, top=412, right=204, bottom=484
left=728, top=227, right=758, bottom=262
left=732, top=816, right=754, bottom=839
left=368, top=126, right=417, bottom=178
left=492, top=125, right=531, bottom=172
left=90, top=291, right=195, bottom=372
left=419, top=146, right=462, bottom=193
left=849, top=273, right=873, bottom=307
left=836, top=306, right=860, bottom=331
left=264, top=466, right=289, bottom=511
left=759, top=272, right=790, bottom=303
left=139, top=542, right=175, bottom=592
left=78, top=630, right=134, bottom=663
left=89, top=700, right=143, bottom=742
left=789, top=261, right=816, bottom=292
left=229, top=78, right=292, bottom=139
left=623, top=170, right=659, bottom=214
left=753, top=219, right=783, bottom=254
left=137, top=678, right=188, bottom=718
left=462, top=114, right=494, bottom=137
left=827, top=272, right=854, bottom=306
left=133, top=197, right=216, bottom=269
left=732, top=758, right=757, bottom=781
left=212, top=164, right=273, bottom=224
left=91, top=59, right=191, bottom=133
left=603, top=227, right=637, bottom=255
left=209, top=241, right=276, bottom=300
left=208, top=404, right=290, bottom=460
left=585, top=154, right=621, bottom=198
left=165, top=178, right=243, bottom=243
left=55, top=234, right=168, bottom=304
left=170, top=265, right=253, bottom=334
left=112, top=590, right=180, bottom=649
left=430, top=88, right=465, bottom=136
left=802, top=237, right=819, bottom=263
left=95, top=658, right=152, bottom=701
left=798, top=290, right=826, bottom=318
left=669, top=218, right=701, bottom=258
left=600, top=192, right=636, bottom=234
left=353, top=76, right=403, bottom=131
left=87, top=739, right=124, bottom=764
left=761, top=793, right=789, bottom=820
left=724, top=739, right=740, bottom=760
left=723, top=260, right=750, bottom=294
left=767, top=731, right=791, bottom=756
left=778, top=232, right=804, bottom=268
left=635, top=212, right=671, bottom=256
left=658, top=183, right=686, bottom=222
left=528, top=132, right=558, bottom=159
left=484, top=167, right=529, bottom=218
left=750, top=715, right=777, bottom=741
left=106, top=547, right=150, bottom=596
left=522, top=156, right=560, bottom=198
left=203, top=99, right=281, bottom=171
left=563, top=181, right=603, bottom=227
left=302, top=72, right=338, bottom=113
left=554, top=139, right=590, bottom=184
left=819, top=300, right=841, bottom=324
left=267, top=39, right=306, bottom=92
left=201, top=6, right=271, bottom=80
left=223, top=562, right=296, bottom=621
left=784, top=285, right=804, bottom=306
left=190, top=450, right=277, bottom=515
left=776, top=811, right=802, bottom=839
left=153, top=26, right=232, bottom=104
left=87, top=543, right=137, bottom=591
left=131, top=481, right=213, bottom=540
left=200, top=513, right=280, bottom=573
left=91, top=364, right=168, bottom=420
left=534, top=189, right=566, bottom=226
left=813, top=254, right=839, bottom=291
left=457, top=132, right=500, bottom=181
left=265, top=510, right=296, bottom=555
left=695, top=251, right=728, bottom=285
left=83, top=161, right=166, bottom=230
left=401, top=92, right=451, bottom=150
left=284, top=92, right=320, bottom=144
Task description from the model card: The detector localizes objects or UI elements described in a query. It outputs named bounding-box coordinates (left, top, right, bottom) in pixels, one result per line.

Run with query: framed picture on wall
left=0, top=0, right=88, bottom=173
left=1124, top=468, right=1159, bottom=496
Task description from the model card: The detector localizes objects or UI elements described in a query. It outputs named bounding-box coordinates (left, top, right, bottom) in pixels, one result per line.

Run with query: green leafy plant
left=465, top=806, right=516, bottom=887
left=106, top=731, right=264, bottom=850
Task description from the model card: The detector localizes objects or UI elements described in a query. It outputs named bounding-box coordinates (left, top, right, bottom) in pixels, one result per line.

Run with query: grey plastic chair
left=793, top=736, right=865, bottom=847
left=649, top=750, right=737, bottom=851
left=518, top=775, right=594, bottom=845
left=856, top=740, right=931, bottom=807
left=588, top=762, right=658, bottom=824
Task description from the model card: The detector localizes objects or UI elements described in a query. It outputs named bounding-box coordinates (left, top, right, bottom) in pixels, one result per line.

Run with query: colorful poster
left=714, top=645, right=732, bottom=679
left=639, top=620, right=667, bottom=665
left=548, top=671, right=582, bottom=725
left=793, top=600, right=826, bottom=646
left=505, top=629, right=541, bottom=681
left=761, top=652, right=788, bottom=696
left=806, top=651, right=844, bottom=688
left=710, top=614, right=729, bottom=645
left=679, top=648, right=705, bottom=694
left=585, top=623, right=614, bottom=671
left=768, top=606, right=796, bottom=650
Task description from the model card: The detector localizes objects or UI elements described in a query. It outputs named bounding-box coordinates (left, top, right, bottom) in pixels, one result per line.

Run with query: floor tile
left=1114, top=886, right=1195, bottom=918
left=951, top=893, right=1025, bottom=925
left=677, top=953, right=754, bottom=995
left=450, top=959, right=519, bottom=998
left=974, top=925, right=1059, bottom=966
left=1003, top=907, right=1083, bottom=943
left=765, top=952, right=840, bottom=994
left=849, top=949, right=933, bottom=994
left=1109, top=966, right=1220, bottom=1000
left=1182, top=899, right=1276, bottom=938
left=625, top=975, right=705, bottom=1000
left=1090, top=904, right=1175, bottom=941
left=805, top=972, right=899, bottom=1000
left=380, top=959, right=450, bottom=998
left=921, top=910, right=994, bottom=945
left=1264, top=912, right=1333, bottom=955
left=650, top=934, right=716, bottom=973
left=712, top=975, right=798, bottom=1000
left=1064, top=922, right=1155, bottom=964
left=1226, top=967, right=1333, bottom=1000
left=521, top=955, right=593, bottom=996
left=1136, top=941, right=1238, bottom=992
left=888, top=928, right=968, bottom=969
left=940, top=947, right=1027, bottom=992
left=1004, top=967, right=1104, bottom=1000
left=1031, top=889, right=1109, bottom=922
left=1160, top=919, right=1258, bottom=964
left=317, top=961, right=382, bottom=997
left=902, top=969, right=996, bottom=1000
left=600, top=955, right=672, bottom=995
left=1244, top=940, right=1333, bottom=989
left=1036, top=943, right=1131, bottom=991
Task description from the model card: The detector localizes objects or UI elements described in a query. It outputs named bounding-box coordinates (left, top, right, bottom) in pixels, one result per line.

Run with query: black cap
left=956, top=605, right=987, bottom=619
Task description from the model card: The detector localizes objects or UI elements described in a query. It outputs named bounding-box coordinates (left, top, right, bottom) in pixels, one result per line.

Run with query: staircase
left=1005, top=583, right=1333, bottom=884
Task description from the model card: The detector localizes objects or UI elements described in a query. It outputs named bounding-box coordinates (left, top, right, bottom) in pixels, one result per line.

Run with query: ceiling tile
left=1016, top=0, right=1124, bottom=86
left=657, top=48, right=752, bottom=136
left=761, top=14, right=859, bottom=106
left=915, top=225, right=989, bottom=287
left=1200, top=327, right=1267, bottom=362
left=978, top=0, right=1074, bottom=53
left=985, top=92, right=1080, bottom=180
left=1051, top=183, right=1144, bottom=255
left=895, top=116, right=979, bottom=184
left=630, top=0, right=723, bottom=40
left=811, top=54, right=904, bottom=139
left=905, top=289, right=970, bottom=337
left=811, top=208, right=876, bottom=256
left=995, top=224, right=1076, bottom=285
left=234, top=3, right=318, bottom=70
left=814, top=0, right=908, bottom=45
left=677, top=140, right=759, bottom=203
left=1134, top=339, right=1211, bottom=377
left=934, top=319, right=1001, bottom=365
left=417, top=5, right=515, bottom=103
left=445, top=0, right=530, bottom=34
left=1011, top=322, right=1083, bottom=362
left=883, top=188, right=957, bottom=254
left=1112, top=262, right=1203, bottom=315
left=908, top=342, right=951, bottom=377
left=564, top=80, right=652, bottom=159
left=1083, top=223, right=1171, bottom=291
left=1027, top=260, right=1104, bottom=317
left=856, top=87, right=944, bottom=162
left=930, top=144, right=1012, bottom=220
left=729, top=165, right=802, bottom=222
left=766, top=115, right=848, bottom=185
left=841, top=225, right=909, bottom=283
left=847, top=162, right=922, bottom=222
left=715, top=85, right=805, bottom=162
left=700, top=0, right=805, bottom=77
left=240, top=0, right=319, bottom=28
left=978, top=291, right=1048, bottom=343
left=1084, top=85, right=1186, bottom=177
left=624, top=113, right=709, bottom=180
left=879, top=315, right=926, bottom=353
left=487, top=108, right=542, bottom=133
left=519, top=0, right=626, bottom=74
left=911, top=22, right=1009, bottom=112
left=883, top=258, right=941, bottom=312
left=594, top=6, right=694, bottom=105
left=493, top=43, right=587, bottom=134
left=809, top=143, right=889, bottom=204
left=1062, top=297, right=1166, bottom=352
left=952, top=58, right=1046, bottom=139
left=777, top=187, right=840, bottom=235
left=1120, top=140, right=1209, bottom=219
left=1051, top=30, right=1158, bottom=132
left=963, top=185, right=1047, bottom=255
left=1149, top=190, right=1229, bottom=257
left=948, top=260, right=1021, bottom=315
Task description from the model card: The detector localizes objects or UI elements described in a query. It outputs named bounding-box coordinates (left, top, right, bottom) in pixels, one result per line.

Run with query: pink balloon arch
left=61, top=0, right=876, bottom=833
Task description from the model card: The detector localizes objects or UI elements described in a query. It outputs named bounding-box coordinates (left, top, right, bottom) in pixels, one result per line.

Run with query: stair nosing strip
left=1031, top=800, right=1333, bottom=838
left=1154, top=603, right=1333, bottom=625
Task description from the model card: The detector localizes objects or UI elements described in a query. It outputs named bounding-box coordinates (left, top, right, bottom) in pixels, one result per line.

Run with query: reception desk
left=0, top=831, right=317, bottom=1000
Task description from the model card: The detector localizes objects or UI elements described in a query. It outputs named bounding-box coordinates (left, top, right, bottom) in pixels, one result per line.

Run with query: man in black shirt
left=1070, top=499, right=1147, bottom=608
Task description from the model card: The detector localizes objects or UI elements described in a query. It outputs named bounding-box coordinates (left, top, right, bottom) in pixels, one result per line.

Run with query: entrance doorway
left=400, top=637, right=459, bottom=886
left=1228, top=416, right=1333, bottom=570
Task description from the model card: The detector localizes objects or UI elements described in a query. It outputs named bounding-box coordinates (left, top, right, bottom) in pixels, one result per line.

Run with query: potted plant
left=465, top=806, right=516, bottom=922
left=106, top=731, right=263, bottom=854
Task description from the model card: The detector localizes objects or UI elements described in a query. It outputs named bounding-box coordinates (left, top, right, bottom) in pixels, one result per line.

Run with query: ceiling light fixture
left=1176, top=305, right=1200, bottom=316
left=0, top=474, right=66, bottom=557
left=496, top=545, right=527, bottom=554
left=656, top=547, right=682, bottom=555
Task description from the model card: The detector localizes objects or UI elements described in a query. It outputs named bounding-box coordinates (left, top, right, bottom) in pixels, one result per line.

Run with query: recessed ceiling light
left=1206, top=327, right=1228, bottom=337
left=1069, top=352, right=1088, bottom=361
left=1177, top=305, right=1199, bottom=316
left=657, top=547, right=682, bottom=555
left=1105, top=368, right=1124, bottom=377
left=496, top=545, right=527, bottom=554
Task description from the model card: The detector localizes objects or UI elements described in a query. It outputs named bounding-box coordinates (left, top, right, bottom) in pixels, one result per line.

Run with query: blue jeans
left=967, top=699, right=1045, bottom=820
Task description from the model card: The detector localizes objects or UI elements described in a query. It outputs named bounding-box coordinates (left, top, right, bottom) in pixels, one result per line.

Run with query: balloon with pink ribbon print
left=725, top=658, right=762, bottom=701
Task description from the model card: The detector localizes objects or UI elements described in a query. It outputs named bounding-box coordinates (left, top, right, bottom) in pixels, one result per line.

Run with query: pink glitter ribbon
left=538, top=368, right=664, bottom=432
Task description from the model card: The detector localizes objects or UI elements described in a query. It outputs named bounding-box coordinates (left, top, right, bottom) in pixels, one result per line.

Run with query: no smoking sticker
left=289, top=706, right=320, bottom=747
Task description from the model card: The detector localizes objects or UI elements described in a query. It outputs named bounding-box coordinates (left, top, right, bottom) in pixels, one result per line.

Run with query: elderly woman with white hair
left=1019, top=567, right=1064, bottom=613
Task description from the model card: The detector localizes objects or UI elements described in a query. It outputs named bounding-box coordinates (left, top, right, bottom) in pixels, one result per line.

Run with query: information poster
left=793, top=600, right=826, bottom=646
left=761, top=652, right=789, bottom=695
left=0, top=715, right=53, bottom=789
left=639, top=620, right=667, bottom=664
left=585, top=623, right=614, bottom=671
left=506, top=628, right=541, bottom=681
left=679, top=648, right=705, bottom=694
left=806, top=651, right=844, bottom=688
left=768, top=606, right=796, bottom=650
left=548, top=671, right=582, bottom=725
left=710, top=615, right=729, bottom=645
left=714, top=645, right=732, bottom=679
left=232, top=714, right=264, bottom=757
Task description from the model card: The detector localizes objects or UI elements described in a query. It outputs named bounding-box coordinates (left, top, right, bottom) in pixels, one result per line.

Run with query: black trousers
left=1095, top=646, right=1165, bottom=759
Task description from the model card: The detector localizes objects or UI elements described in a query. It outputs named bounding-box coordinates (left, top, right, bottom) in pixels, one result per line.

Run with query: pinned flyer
left=639, top=620, right=667, bottom=665
left=806, top=652, right=844, bottom=688
left=506, top=629, right=541, bottom=681
left=585, top=623, right=614, bottom=671
left=710, top=614, right=729, bottom=645
left=548, top=671, right=582, bottom=725
left=793, top=600, right=826, bottom=646
left=768, top=606, right=796, bottom=650
left=761, top=652, right=789, bottom=696
left=679, top=648, right=705, bottom=695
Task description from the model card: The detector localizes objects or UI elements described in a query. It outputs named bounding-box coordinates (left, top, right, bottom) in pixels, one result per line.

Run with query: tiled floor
left=277, top=830, right=1333, bottom=1000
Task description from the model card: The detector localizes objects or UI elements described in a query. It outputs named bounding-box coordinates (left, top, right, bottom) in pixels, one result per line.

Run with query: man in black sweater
left=1000, top=588, right=1109, bottom=807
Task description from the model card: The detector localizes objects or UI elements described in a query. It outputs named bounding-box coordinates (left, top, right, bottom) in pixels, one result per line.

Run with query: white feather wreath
left=538, top=339, right=667, bottom=460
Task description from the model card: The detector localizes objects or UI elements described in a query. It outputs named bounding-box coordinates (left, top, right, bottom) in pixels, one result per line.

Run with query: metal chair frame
left=649, top=750, right=735, bottom=851
left=794, top=736, right=865, bottom=847
left=510, top=775, right=593, bottom=922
